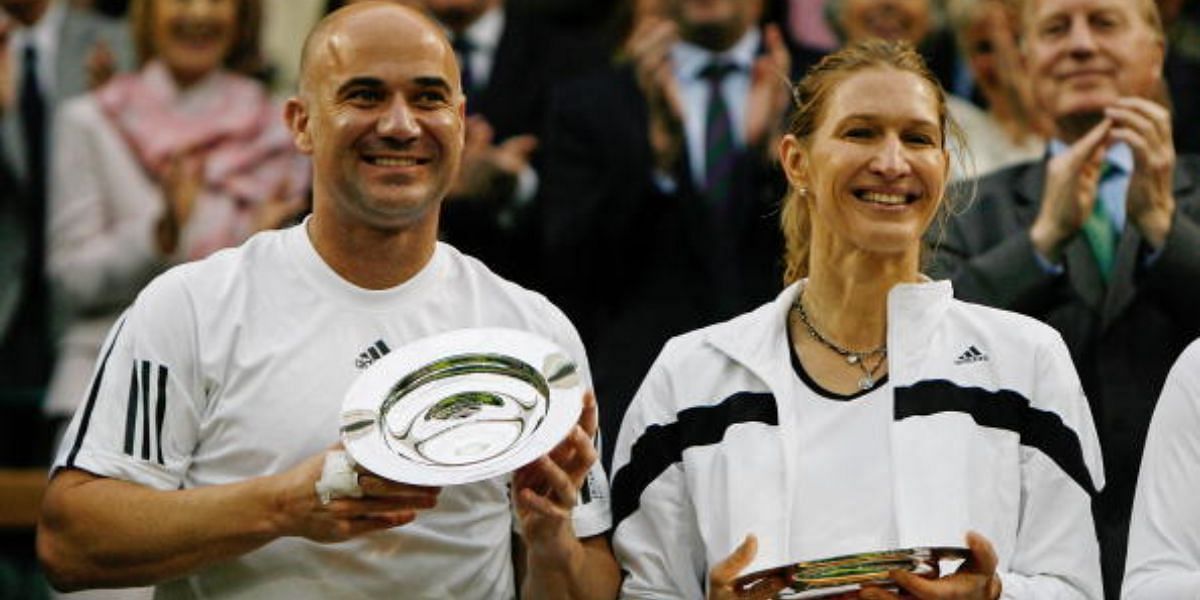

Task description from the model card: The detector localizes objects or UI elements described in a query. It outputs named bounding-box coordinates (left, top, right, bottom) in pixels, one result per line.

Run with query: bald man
left=35, top=3, right=619, bottom=598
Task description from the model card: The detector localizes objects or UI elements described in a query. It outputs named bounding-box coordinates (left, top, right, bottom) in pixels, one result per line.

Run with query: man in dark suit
left=1, top=0, right=132, bottom=390
left=419, top=0, right=606, bottom=286
left=540, top=0, right=807, bottom=466
left=930, top=0, right=1200, bottom=595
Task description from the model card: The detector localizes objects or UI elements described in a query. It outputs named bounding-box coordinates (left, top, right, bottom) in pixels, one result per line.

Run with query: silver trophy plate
left=340, top=328, right=584, bottom=486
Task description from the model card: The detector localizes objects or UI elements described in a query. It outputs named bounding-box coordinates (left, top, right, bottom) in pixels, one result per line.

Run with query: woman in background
left=943, top=0, right=1044, bottom=177
left=44, top=0, right=308, bottom=435
left=609, top=40, right=1103, bottom=599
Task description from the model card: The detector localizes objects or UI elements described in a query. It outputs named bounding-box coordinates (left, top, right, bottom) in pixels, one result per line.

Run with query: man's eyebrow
left=413, top=76, right=453, bottom=93
left=335, top=76, right=385, bottom=95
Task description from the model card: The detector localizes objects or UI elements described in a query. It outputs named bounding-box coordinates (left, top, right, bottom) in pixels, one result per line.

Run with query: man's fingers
left=1111, top=96, right=1171, bottom=138
left=1067, top=118, right=1112, bottom=166
left=356, top=475, right=440, bottom=498
left=764, top=23, right=788, bottom=64
left=1106, top=105, right=1167, bottom=147
left=515, top=486, right=569, bottom=519
left=324, top=495, right=437, bottom=517
left=336, top=510, right=416, bottom=537
left=579, top=391, right=598, bottom=439
left=561, top=427, right=598, bottom=482
left=709, top=534, right=758, bottom=588
left=498, top=134, right=538, bottom=159
left=533, top=454, right=578, bottom=504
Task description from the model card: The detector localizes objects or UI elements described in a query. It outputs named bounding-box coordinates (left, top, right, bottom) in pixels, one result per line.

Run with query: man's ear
left=284, top=97, right=314, bottom=154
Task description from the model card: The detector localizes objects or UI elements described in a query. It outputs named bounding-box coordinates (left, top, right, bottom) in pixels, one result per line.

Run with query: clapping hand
left=253, top=175, right=308, bottom=232
left=1030, top=118, right=1111, bottom=261
left=745, top=24, right=792, bottom=157
left=450, top=114, right=537, bottom=202
left=86, top=39, right=117, bottom=91
left=625, top=15, right=685, bottom=173
left=1107, top=97, right=1176, bottom=249
left=156, top=152, right=204, bottom=255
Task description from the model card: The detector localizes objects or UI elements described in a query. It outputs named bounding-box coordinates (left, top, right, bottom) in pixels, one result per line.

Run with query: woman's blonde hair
left=779, top=39, right=968, bottom=284
left=130, top=0, right=263, bottom=76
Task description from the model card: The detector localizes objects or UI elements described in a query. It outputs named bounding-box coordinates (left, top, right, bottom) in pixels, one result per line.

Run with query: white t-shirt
left=785, top=342, right=897, bottom=561
left=52, top=223, right=611, bottom=600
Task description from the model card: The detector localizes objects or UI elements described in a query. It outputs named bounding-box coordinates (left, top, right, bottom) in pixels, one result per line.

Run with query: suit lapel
left=1100, top=163, right=1198, bottom=329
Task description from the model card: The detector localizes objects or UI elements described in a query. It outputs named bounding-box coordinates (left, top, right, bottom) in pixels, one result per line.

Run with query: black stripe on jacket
left=895, top=379, right=1098, bottom=496
left=611, top=392, right=778, bottom=529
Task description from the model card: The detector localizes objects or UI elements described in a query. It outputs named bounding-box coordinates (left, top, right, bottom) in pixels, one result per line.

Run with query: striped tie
left=1081, top=162, right=1119, bottom=283
left=700, top=61, right=738, bottom=212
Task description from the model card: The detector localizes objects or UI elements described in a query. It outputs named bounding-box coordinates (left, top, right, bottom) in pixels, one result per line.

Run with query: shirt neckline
left=284, top=218, right=446, bottom=311
left=785, top=313, right=889, bottom=401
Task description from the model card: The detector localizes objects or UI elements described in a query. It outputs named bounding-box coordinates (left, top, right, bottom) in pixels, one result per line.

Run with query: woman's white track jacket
left=610, top=280, right=1105, bottom=599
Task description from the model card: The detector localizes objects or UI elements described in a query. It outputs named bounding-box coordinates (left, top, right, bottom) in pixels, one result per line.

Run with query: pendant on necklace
left=846, top=354, right=860, bottom=365
left=858, top=376, right=874, bottom=390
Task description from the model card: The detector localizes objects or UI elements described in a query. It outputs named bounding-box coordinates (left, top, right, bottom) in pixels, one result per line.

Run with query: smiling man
left=36, top=3, right=618, bottom=599
left=932, top=0, right=1200, bottom=596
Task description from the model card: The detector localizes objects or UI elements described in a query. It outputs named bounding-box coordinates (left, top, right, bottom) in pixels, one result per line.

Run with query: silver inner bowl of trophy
left=375, top=353, right=551, bottom=466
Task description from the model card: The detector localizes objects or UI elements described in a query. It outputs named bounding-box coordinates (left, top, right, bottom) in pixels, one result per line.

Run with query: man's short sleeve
left=53, top=270, right=204, bottom=491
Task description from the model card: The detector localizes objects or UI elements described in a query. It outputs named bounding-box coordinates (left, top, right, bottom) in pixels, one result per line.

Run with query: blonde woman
left=610, top=40, right=1104, bottom=599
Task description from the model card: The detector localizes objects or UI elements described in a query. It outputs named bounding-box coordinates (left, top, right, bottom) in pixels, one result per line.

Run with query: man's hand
left=626, top=16, right=685, bottom=173
left=860, top=532, right=1002, bottom=600
left=1030, top=118, right=1111, bottom=261
left=253, top=175, right=308, bottom=232
left=269, top=449, right=440, bottom=544
left=1107, top=97, right=1176, bottom=249
left=745, top=24, right=792, bottom=155
left=450, top=114, right=537, bottom=201
left=514, top=391, right=599, bottom=569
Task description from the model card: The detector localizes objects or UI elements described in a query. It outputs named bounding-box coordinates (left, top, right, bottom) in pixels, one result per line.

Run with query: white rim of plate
left=340, top=327, right=584, bottom=486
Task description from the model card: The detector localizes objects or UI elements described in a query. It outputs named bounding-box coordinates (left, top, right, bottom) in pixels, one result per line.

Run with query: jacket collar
left=706, top=278, right=954, bottom=388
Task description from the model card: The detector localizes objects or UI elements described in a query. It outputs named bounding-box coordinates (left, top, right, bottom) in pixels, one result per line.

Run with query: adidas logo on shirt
left=954, top=345, right=988, bottom=365
left=355, top=340, right=391, bottom=369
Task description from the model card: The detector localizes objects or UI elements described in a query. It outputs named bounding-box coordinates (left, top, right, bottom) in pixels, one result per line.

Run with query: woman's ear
left=779, top=134, right=808, bottom=188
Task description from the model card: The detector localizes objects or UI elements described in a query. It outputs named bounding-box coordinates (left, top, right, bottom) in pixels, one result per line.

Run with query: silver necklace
left=791, top=295, right=887, bottom=390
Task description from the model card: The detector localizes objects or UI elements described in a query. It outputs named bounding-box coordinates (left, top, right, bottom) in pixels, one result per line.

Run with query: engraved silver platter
left=340, top=328, right=584, bottom=486
left=733, top=547, right=971, bottom=599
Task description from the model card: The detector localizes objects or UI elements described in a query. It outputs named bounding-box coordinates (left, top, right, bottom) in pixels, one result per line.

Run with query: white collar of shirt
left=7, top=0, right=66, bottom=99
left=669, top=27, right=761, bottom=188
left=670, top=28, right=760, bottom=83
left=1048, top=139, right=1133, bottom=229
left=452, top=5, right=504, bottom=90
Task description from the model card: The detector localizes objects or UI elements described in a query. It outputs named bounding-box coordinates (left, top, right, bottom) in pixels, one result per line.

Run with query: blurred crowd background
left=0, top=0, right=1197, bottom=597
